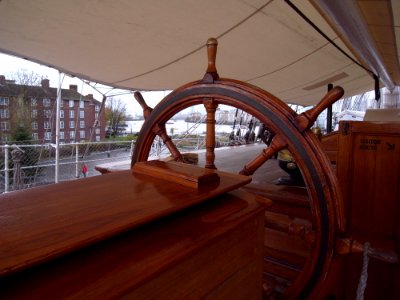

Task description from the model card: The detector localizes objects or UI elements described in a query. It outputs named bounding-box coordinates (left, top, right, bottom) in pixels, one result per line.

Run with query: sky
left=0, top=52, right=169, bottom=117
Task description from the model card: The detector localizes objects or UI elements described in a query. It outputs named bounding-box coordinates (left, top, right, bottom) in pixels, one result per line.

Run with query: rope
left=284, top=0, right=375, bottom=78
left=356, top=242, right=370, bottom=300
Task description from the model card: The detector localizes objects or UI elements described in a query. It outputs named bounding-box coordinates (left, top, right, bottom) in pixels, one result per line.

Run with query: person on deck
left=82, top=164, right=88, bottom=178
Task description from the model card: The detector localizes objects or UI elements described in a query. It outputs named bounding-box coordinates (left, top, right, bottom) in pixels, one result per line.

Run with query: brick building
left=0, top=75, right=106, bottom=143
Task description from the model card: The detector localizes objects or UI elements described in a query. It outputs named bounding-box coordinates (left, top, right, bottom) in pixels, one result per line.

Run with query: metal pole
left=326, top=83, right=333, bottom=133
left=75, top=144, right=79, bottom=178
left=130, top=140, right=134, bottom=158
left=4, top=144, right=9, bottom=193
left=55, top=72, right=62, bottom=183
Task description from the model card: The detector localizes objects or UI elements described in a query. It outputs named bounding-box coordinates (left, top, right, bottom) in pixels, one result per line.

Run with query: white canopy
left=0, top=0, right=398, bottom=105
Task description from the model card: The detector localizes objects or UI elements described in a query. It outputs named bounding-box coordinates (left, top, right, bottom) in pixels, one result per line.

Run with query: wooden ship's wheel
left=132, top=38, right=346, bottom=299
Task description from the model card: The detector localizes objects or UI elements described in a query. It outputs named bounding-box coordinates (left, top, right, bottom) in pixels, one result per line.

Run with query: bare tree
left=105, top=97, right=127, bottom=137
left=10, top=69, right=43, bottom=86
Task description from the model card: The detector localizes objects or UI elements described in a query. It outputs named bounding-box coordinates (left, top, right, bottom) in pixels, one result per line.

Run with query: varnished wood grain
left=0, top=167, right=251, bottom=277
left=334, top=121, right=400, bottom=300
left=0, top=189, right=267, bottom=299
left=132, top=160, right=221, bottom=188
left=320, top=131, right=339, bottom=164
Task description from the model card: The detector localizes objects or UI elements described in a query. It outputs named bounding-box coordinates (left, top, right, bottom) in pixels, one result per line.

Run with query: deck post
left=4, top=144, right=9, bottom=193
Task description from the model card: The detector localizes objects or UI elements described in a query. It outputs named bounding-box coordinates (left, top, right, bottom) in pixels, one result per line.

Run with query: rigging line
left=104, top=87, right=116, bottom=96
left=112, top=0, right=275, bottom=85
left=82, top=79, right=122, bottom=97
left=82, top=80, right=107, bottom=98
left=106, top=91, right=134, bottom=97
left=284, top=0, right=376, bottom=78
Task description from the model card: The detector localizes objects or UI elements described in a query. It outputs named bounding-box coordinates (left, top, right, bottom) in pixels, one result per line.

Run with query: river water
left=125, top=120, right=258, bottom=135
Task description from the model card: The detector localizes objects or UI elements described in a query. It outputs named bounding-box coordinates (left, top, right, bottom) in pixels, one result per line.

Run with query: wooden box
left=335, top=121, right=400, bottom=300
left=336, top=121, right=400, bottom=238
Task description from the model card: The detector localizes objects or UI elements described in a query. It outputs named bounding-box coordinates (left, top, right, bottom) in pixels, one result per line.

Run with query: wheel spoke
left=265, top=211, right=316, bottom=245
left=203, top=99, right=218, bottom=169
left=239, top=134, right=287, bottom=175
left=134, top=91, right=153, bottom=119
left=152, top=123, right=183, bottom=161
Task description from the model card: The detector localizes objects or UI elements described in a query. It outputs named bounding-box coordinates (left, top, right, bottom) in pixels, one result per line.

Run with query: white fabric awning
left=0, top=0, right=398, bottom=106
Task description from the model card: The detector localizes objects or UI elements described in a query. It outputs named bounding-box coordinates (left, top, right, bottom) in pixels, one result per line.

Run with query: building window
left=95, top=128, right=100, bottom=134
left=80, top=130, right=85, bottom=139
left=69, top=110, right=75, bottom=118
left=32, top=133, right=38, bottom=140
left=43, top=98, right=51, bottom=107
left=60, top=121, right=64, bottom=129
left=69, top=121, right=75, bottom=128
left=95, top=112, right=99, bottom=119
left=0, top=97, right=10, bottom=105
left=95, top=105, right=100, bottom=112
left=59, top=131, right=64, bottom=140
left=96, top=135, right=100, bottom=142
left=44, top=132, right=51, bottom=140
left=1, top=121, right=9, bottom=130
left=60, top=110, right=64, bottom=118
left=31, top=98, right=37, bottom=107
left=80, top=110, right=84, bottom=118
left=69, top=100, right=74, bottom=108
left=80, top=121, right=85, bottom=128
left=79, top=100, right=84, bottom=108
left=31, top=109, right=38, bottom=118
left=70, top=131, right=75, bottom=139
left=0, top=109, right=9, bottom=118
left=44, top=110, right=52, bottom=118
left=60, top=100, right=64, bottom=107
left=32, top=122, right=38, bottom=130
left=44, top=121, right=50, bottom=129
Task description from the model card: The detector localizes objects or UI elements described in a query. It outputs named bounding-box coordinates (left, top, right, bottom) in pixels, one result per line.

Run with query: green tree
left=11, top=124, right=42, bottom=185
left=12, top=125, right=31, bottom=141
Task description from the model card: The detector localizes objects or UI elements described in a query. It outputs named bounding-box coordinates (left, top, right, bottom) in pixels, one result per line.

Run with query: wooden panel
left=243, top=184, right=311, bottom=220
left=264, top=246, right=307, bottom=268
left=0, top=165, right=251, bottom=277
left=263, top=256, right=301, bottom=282
left=0, top=190, right=266, bottom=299
left=336, top=121, right=400, bottom=238
left=122, top=206, right=263, bottom=299
left=264, top=228, right=311, bottom=258
left=336, top=121, right=400, bottom=300
left=320, top=131, right=339, bottom=164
